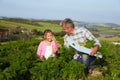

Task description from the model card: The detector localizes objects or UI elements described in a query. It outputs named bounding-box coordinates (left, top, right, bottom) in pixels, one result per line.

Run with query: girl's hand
left=53, top=48, right=58, bottom=54
left=56, top=42, right=61, bottom=48
left=40, top=57, right=45, bottom=61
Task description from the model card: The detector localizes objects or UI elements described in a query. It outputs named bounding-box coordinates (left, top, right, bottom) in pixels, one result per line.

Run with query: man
left=60, top=18, right=101, bottom=75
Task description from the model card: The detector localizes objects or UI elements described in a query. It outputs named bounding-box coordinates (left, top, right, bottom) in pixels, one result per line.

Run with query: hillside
left=0, top=18, right=62, bottom=33
left=0, top=18, right=63, bottom=42
left=74, top=21, right=120, bottom=28
left=1, top=17, right=120, bottom=30
left=0, top=17, right=120, bottom=42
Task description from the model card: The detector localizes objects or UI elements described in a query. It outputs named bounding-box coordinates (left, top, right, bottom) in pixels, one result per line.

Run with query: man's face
left=61, top=24, right=73, bottom=35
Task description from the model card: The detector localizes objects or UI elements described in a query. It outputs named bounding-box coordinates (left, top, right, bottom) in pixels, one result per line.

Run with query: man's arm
left=84, top=28, right=101, bottom=56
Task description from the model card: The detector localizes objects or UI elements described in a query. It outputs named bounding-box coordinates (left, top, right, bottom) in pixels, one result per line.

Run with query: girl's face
left=44, top=32, right=53, bottom=42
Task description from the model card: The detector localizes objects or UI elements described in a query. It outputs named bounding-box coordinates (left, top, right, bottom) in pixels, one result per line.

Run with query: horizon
left=1, top=16, right=120, bottom=26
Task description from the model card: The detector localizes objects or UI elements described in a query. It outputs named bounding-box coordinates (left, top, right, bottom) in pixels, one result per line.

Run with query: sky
left=0, top=0, right=120, bottom=24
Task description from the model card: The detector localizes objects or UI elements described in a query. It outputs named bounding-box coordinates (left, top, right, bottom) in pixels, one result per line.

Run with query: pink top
left=37, top=40, right=58, bottom=58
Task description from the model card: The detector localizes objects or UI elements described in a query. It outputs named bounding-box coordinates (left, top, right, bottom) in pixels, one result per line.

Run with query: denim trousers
left=74, top=51, right=96, bottom=75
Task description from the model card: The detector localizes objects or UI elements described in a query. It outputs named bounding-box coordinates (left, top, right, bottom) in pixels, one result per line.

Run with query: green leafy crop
left=0, top=38, right=120, bottom=80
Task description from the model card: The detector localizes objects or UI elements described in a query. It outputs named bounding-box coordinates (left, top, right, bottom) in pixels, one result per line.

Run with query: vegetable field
left=0, top=38, right=120, bottom=80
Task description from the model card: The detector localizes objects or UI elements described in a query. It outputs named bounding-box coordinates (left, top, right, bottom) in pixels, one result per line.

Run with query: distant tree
left=13, top=26, right=22, bottom=34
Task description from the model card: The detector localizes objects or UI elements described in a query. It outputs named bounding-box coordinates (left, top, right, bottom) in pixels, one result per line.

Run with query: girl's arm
left=52, top=41, right=60, bottom=54
left=52, top=36, right=61, bottom=53
left=37, top=42, right=43, bottom=59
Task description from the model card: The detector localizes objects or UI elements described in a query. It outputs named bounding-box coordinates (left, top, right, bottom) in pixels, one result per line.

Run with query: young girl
left=37, top=29, right=59, bottom=60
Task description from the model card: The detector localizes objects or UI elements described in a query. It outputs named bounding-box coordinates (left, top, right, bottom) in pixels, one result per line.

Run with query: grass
left=37, top=22, right=62, bottom=32
left=1, top=19, right=120, bottom=34
left=98, top=37, right=120, bottom=41
left=0, top=20, right=62, bottom=32
left=97, top=27, right=120, bottom=34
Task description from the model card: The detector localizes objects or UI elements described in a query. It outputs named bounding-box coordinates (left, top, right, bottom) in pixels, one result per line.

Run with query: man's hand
left=90, top=45, right=99, bottom=56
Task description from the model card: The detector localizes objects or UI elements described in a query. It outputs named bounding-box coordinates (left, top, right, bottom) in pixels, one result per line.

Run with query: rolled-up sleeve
left=84, top=28, right=101, bottom=47
left=63, top=36, right=70, bottom=48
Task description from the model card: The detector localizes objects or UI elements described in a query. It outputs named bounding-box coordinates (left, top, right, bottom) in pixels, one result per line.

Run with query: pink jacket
left=37, top=40, right=58, bottom=58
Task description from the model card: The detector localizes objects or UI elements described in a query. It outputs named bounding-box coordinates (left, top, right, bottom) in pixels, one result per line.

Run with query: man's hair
left=60, top=18, right=74, bottom=28
left=43, top=29, right=53, bottom=35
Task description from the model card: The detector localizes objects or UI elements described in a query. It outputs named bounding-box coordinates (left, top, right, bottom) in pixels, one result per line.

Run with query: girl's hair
left=44, top=29, right=53, bottom=35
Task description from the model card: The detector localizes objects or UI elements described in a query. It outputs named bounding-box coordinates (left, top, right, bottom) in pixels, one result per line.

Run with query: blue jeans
left=75, top=51, right=96, bottom=75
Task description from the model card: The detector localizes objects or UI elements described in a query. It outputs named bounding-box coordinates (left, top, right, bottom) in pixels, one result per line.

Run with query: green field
left=1, top=19, right=120, bottom=34
left=97, top=27, right=120, bottom=34
left=0, top=20, right=62, bottom=32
